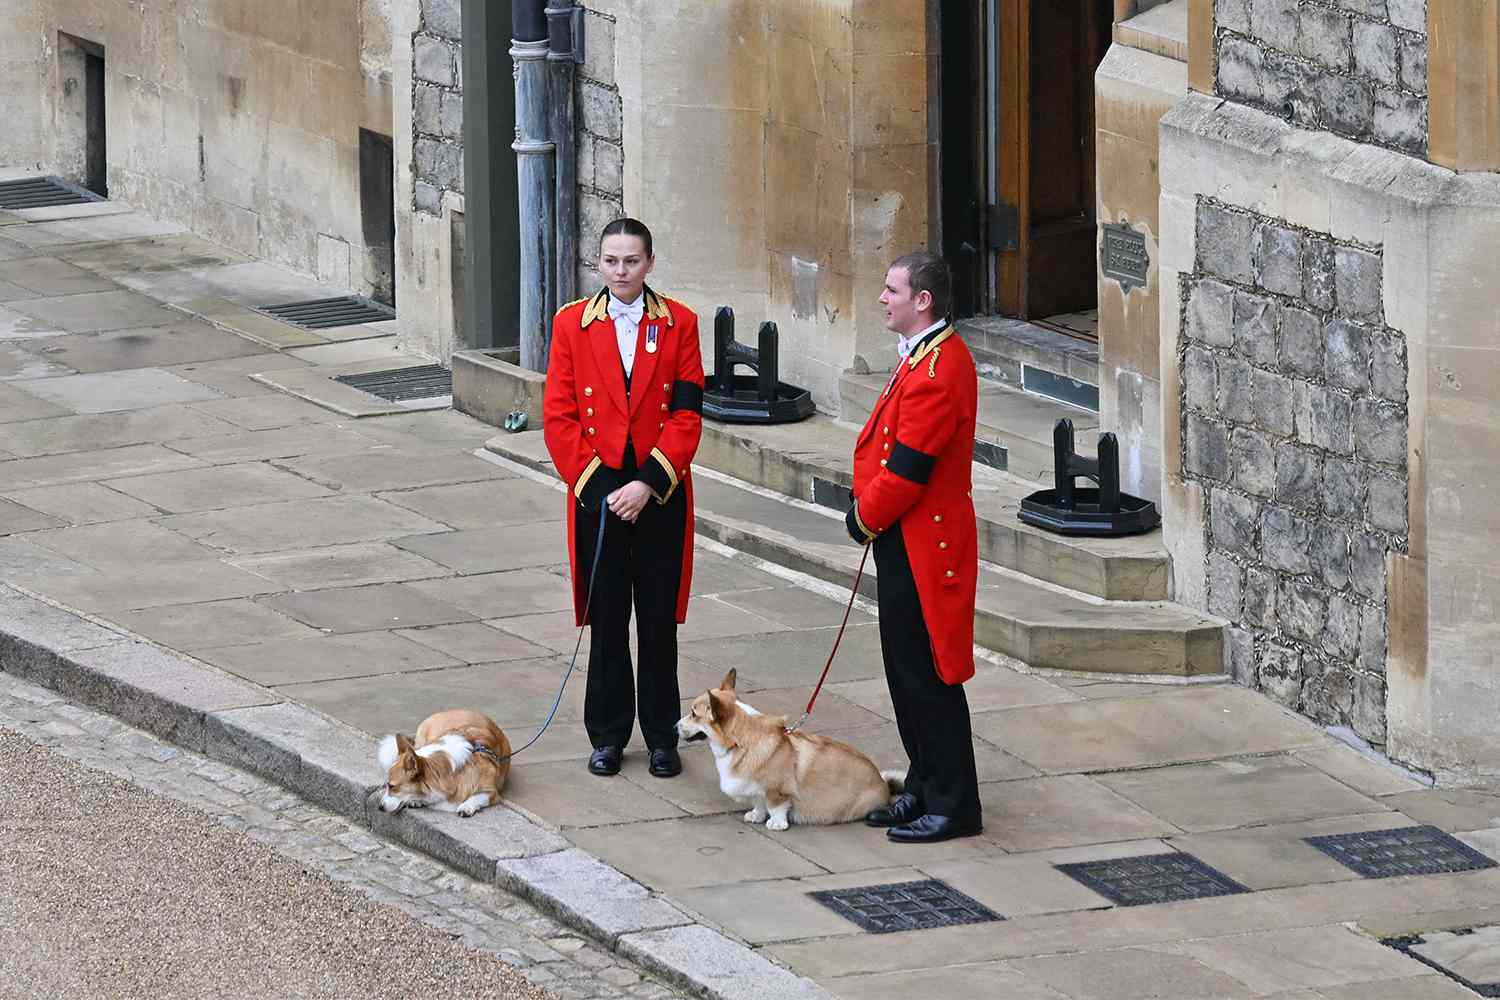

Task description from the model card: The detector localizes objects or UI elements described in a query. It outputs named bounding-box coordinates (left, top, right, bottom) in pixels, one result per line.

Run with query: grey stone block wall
left=1181, top=196, right=1409, bottom=747
left=408, top=2, right=625, bottom=288
left=576, top=7, right=625, bottom=293
left=412, top=0, right=464, bottom=215
left=1215, top=0, right=1427, bottom=156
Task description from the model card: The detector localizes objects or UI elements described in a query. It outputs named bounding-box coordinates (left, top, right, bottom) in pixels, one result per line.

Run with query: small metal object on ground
left=808, top=879, right=1001, bottom=934
left=0, top=176, right=100, bottom=210
left=256, top=296, right=396, bottom=330
left=1305, top=825, right=1498, bottom=879
left=1053, top=852, right=1248, bottom=907
left=334, top=364, right=453, bottom=402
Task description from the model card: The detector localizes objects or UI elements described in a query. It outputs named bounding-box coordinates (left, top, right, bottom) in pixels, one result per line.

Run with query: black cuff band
left=637, top=458, right=673, bottom=499
left=887, top=441, right=936, bottom=484
left=845, top=505, right=866, bottom=544
left=669, top=381, right=703, bottom=413
left=578, top=465, right=626, bottom=510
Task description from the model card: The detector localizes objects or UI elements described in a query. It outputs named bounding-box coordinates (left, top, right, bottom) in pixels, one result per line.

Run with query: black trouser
left=874, top=523, right=981, bottom=821
left=575, top=448, right=686, bottom=752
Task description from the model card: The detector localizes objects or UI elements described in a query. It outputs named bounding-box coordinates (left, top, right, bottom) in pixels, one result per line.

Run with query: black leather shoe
left=886, top=813, right=982, bottom=844
left=648, top=747, right=682, bottom=778
left=865, top=792, right=923, bottom=828
left=588, top=746, right=622, bottom=776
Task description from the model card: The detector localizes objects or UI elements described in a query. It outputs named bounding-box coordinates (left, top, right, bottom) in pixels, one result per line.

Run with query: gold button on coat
left=585, top=407, right=594, bottom=417
left=662, top=383, right=670, bottom=392
left=939, top=541, right=948, bottom=550
left=883, top=426, right=890, bottom=434
left=584, top=386, right=593, bottom=397
left=880, top=459, right=888, bottom=467
left=933, top=514, right=942, bottom=522
left=883, top=443, right=889, bottom=451
left=587, top=427, right=596, bottom=436
left=945, top=570, right=954, bottom=578
left=660, top=403, right=668, bottom=411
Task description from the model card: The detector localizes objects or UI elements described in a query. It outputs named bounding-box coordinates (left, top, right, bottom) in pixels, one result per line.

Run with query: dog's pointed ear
left=399, top=749, right=421, bottom=775
left=395, top=733, right=415, bottom=755
left=719, top=668, right=737, bottom=692
left=708, top=689, right=732, bottom=722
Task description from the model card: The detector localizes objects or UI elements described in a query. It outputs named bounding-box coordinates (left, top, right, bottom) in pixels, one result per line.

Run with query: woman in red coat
left=542, top=218, right=704, bottom=779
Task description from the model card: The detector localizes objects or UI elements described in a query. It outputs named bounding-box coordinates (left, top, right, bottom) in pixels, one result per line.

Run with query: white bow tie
left=897, top=333, right=916, bottom=358
left=608, top=296, right=644, bottom=326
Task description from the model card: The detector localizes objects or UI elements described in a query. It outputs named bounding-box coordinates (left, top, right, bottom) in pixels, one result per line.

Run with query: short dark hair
left=891, top=250, right=952, bottom=320
left=600, top=217, right=654, bottom=257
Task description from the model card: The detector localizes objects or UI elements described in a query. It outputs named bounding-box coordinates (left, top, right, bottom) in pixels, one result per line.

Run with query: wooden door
left=993, top=0, right=1112, bottom=320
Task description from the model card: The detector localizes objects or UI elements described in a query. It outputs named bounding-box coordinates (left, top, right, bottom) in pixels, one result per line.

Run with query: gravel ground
left=0, top=726, right=556, bottom=1000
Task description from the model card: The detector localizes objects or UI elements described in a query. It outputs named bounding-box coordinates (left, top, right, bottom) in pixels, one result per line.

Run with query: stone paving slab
left=23, top=320, right=272, bottom=373
left=196, top=630, right=465, bottom=687
left=106, top=461, right=335, bottom=512
left=619, top=924, right=836, bottom=1000
left=0, top=256, right=121, bottom=295
left=15, top=367, right=226, bottom=413
left=0, top=481, right=161, bottom=525
left=496, top=849, right=695, bottom=946
left=177, top=295, right=329, bottom=349
left=230, top=541, right=453, bottom=591
left=159, top=493, right=450, bottom=554
left=278, top=448, right=510, bottom=493
left=25, top=519, right=228, bottom=569
left=0, top=303, right=66, bottom=338
left=0, top=497, right=65, bottom=533
left=0, top=381, right=70, bottom=423
left=261, top=582, right=477, bottom=634
left=0, top=442, right=206, bottom=490
left=110, top=597, right=321, bottom=650
left=376, top=477, right=564, bottom=529
left=165, top=422, right=385, bottom=464
left=5, top=287, right=185, bottom=332
left=570, top=814, right=829, bottom=890
left=1146, top=923, right=1431, bottom=995
left=185, top=392, right=345, bottom=431
left=25, top=560, right=283, bottom=614
left=0, top=402, right=242, bottom=457
left=393, top=523, right=569, bottom=574
left=1094, top=755, right=1390, bottom=833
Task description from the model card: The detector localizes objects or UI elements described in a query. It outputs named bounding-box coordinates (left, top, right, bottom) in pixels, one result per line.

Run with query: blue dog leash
left=482, top=502, right=609, bottom=764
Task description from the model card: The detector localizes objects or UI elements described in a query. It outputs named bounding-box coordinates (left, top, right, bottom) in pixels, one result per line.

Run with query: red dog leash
left=786, top=542, right=872, bottom=734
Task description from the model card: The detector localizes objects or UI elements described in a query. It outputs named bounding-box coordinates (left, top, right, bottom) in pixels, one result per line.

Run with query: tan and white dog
left=376, top=709, right=512, bottom=818
left=676, top=669, right=902, bottom=831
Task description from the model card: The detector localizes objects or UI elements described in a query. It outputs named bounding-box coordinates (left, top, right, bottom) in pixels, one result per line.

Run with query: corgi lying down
left=376, top=709, right=511, bottom=817
left=676, top=669, right=902, bottom=830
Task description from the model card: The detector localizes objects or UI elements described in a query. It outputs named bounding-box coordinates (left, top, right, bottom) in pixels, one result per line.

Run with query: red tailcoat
left=543, top=287, right=704, bottom=625
left=850, top=327, right=979, bottom=684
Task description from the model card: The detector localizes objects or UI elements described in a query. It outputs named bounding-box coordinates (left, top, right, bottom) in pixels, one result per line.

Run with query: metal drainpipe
left=512, top=0, right=556, bottom=372
left=547, top=1, right=581, bottom=308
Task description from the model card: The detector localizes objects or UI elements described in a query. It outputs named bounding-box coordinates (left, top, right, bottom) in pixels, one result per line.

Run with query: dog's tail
left=881, top=769, right=906, bottom=794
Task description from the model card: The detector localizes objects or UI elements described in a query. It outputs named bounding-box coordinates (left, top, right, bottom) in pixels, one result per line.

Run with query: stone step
left=693, top=414, right=1169, bottom=601
left=839, top=370, right=1102, bottom=485
left=955, top=316, right=1101, bottom=411
left=484, top=431, right=1223, bottom=678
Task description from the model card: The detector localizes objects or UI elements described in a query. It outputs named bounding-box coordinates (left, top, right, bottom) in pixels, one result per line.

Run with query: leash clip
left=784, top=713, right=809, bottom=735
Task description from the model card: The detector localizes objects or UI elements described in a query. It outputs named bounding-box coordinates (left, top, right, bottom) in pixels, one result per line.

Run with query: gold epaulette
left=908, top=326, right=956, bottom=375
left=554, top=296, right=589, bottom=319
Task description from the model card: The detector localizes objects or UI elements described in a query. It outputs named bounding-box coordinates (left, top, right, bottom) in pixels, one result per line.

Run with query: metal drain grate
left=334, top=364, right=452, bottom=402
left=808, top=879, right=1001, bottom=934
left=1054, top=852, right=1249, bottom=907
left=1305, top=825, right=1498, bottom=879
left=0, top=176, right=99, bottom=210
left=257, top=296, right=396, bottom=330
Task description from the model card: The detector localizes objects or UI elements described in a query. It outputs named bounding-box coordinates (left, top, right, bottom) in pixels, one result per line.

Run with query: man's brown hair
left=891, top=250, right=952, bottom=321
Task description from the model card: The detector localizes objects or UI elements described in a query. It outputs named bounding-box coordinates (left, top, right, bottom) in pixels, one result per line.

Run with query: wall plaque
left=1102, top=222, right=1150, bottom=292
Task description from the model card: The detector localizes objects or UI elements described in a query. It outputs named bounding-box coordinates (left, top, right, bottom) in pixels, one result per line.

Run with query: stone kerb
left=0, top=584, right=821, bottom=1000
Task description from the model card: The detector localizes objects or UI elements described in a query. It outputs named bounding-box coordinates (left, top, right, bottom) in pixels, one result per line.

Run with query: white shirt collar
left=898, top=319, right=947, bottom=359
left=607, top=291, right=645, bottom=324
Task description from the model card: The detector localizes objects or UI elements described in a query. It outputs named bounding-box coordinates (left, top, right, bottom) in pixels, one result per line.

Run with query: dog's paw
left=743, top=806, right=768, bottom=824
left=766, top=814, right=789, bottom=831
left=458, top=804, right=480, bottom=817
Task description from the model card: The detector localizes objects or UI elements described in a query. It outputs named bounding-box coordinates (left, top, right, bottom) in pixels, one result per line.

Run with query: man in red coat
left=543, top=219, right=703, bottom=779
left=847, top=251, right=982, bottom=843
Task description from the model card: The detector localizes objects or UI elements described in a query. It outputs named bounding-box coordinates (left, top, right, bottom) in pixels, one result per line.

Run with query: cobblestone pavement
left=0, top=670, right=686, bottom=1000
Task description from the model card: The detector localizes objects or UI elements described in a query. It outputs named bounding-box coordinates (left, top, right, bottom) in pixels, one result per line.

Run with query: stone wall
left=1214, top=0, right=1428, bottom=155
left=0, top=0, right=48, bottom=171
left=1179, top=194, right=1410, bottom=747
left=574, top=4, right=625, bottom=292
left=411, top=0, right=462, bottom=215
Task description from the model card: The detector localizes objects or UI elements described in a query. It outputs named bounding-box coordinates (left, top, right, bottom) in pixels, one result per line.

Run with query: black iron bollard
left=1018, top=418, right=1159, bottom=536
left=704, top=306, right=814, bottom=424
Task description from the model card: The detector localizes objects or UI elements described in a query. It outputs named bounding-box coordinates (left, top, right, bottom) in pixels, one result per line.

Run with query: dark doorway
left=83, top=48, right=106, bottom=197
left=940, top=0, right=1113, bottom=325
left=359, top=128, right=397, bottom=307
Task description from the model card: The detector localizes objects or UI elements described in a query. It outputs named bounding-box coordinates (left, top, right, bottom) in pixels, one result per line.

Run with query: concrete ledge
left=205, top=702, right=378, bottom=821
left=618, top=925, right=835, bottom=1000
left=496, top=848, right=694, bottom=946
left=452, top=349, right=546, bottom=430
left=367, top=798, right=570, bottom=883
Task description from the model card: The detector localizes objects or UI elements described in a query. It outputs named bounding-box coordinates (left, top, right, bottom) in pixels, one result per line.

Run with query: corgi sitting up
left=675, top=669, right=903, bottom=831
left=376, top=709, right=512, bottom=818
